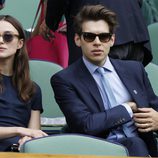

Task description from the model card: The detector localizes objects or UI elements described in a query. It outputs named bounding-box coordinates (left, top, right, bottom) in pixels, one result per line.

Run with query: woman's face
left=0, top=20, right=23, bottom=61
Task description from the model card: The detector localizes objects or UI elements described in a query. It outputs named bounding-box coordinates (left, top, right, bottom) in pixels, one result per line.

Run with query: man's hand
left=126, top=101, right=138, bottom=113
left=134, top=108, right=158, bottom=132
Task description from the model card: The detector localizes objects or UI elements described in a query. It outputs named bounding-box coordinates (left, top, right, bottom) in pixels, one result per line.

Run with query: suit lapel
left=111, top=59, right=145, bottom=107
left=77, top=59, right=105, bottom=111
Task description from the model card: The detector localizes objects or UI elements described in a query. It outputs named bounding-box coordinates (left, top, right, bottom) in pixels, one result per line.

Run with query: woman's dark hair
left=0, top=15, right=35, bottom=102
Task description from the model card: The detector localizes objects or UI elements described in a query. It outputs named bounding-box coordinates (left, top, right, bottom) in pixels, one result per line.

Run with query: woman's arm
left=28, top=110, right=41, bottom=129
left=0, top=127, right=23, bottom=139
left=0, top=109, right=43, bottom=139
left=0, top=125, right=46, bottom=140
left=18, top=110, right=47, bottom=150
left=19, top=110, right=47, bottom=137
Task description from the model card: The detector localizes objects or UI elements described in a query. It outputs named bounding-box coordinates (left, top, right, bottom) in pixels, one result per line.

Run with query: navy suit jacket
left=51, top=58, right=158, bottom=156
left=46, top=0, right=152, bottom=65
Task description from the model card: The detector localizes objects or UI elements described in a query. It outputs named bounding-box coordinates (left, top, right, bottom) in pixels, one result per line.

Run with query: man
left=46, top=0, right=152, bottom=66
left=51, top=5, right=158, bottom=157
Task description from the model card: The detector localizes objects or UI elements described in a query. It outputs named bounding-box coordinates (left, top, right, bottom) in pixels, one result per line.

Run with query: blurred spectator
left=46, top=0, right=152, bottom=66
left=27, top=0, right=68, bottom=68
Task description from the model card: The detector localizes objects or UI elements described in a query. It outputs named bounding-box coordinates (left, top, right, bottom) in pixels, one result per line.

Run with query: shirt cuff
left=122, top=103, right=133, bottom=118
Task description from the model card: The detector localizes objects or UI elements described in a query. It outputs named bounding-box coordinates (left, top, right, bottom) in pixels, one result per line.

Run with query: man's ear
left=17, top=39, right=24, bottom=49
left=110, top=34, right=115, bottom=47
left=74, top=33, right=81, bottom=47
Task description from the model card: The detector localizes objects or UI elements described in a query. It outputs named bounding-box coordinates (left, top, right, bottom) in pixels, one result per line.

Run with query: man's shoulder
left=53, top=59, right=83, bottom=77
left=111, top=58, right=143, bottom=66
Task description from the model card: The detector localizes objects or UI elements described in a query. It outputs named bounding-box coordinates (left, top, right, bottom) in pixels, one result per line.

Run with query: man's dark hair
left=73, top=4, right=118, bottom=35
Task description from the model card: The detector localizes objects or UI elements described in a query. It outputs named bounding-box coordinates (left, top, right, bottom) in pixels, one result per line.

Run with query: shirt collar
left=83, top=56, right=114, bottom=75
left=102, top=57, right=114, bottom=72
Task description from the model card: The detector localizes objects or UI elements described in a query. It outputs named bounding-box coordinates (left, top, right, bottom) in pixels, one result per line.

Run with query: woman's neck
left=0, top=59, right=13, bottom=76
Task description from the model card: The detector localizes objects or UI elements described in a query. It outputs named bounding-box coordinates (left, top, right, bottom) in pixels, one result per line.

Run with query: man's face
left=75, top=20, right=115, bottom=66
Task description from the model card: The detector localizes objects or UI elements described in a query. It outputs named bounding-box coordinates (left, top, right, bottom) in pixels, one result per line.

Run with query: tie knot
left=97, top=67, right=105, bottom=75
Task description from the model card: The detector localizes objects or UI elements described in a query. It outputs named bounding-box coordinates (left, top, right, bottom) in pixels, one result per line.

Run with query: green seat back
left=0, top=0, right=39, bottom=29
left=154, top=0, right=158, bottom=11
left=148, top=22, right=158, bottom=65
left=20, top=134, right=128, bottom=156
left=29, top=60, right=63, bottom=118
left=145, top=62, right=158, bottom=95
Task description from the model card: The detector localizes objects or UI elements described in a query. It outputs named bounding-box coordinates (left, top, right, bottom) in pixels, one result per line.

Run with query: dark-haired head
left=0, top=15, right=34, bottom=102
left=73, top=4, right=118, bottom=35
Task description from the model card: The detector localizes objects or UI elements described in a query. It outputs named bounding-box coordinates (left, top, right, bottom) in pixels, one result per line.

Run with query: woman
left=27, top=0, right=68, bottom=68
left=0, top=15, right=47, bottom=151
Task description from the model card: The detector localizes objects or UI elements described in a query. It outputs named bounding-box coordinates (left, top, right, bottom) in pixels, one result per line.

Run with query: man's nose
left=93, top=36, right=101, bottom=44
left=0, top=36, right=4, bottom=43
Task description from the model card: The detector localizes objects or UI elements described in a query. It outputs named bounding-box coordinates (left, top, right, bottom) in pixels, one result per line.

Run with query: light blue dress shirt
left=83, top=56, right=138, bottom=140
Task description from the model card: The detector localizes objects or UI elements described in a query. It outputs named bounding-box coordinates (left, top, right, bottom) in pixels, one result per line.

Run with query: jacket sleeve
left=51, top=72, right=131, bottom=137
